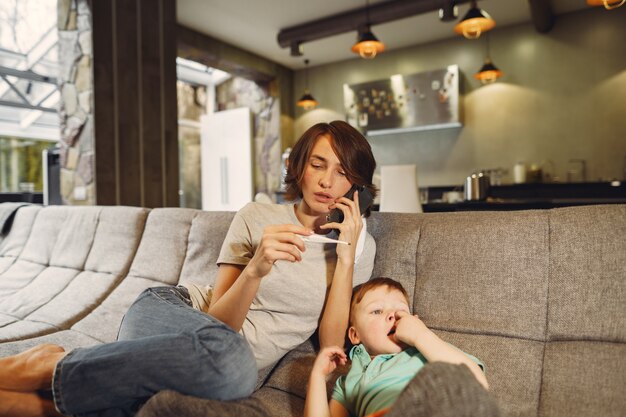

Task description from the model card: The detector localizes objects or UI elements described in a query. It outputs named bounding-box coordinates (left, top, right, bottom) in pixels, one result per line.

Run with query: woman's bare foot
left=0, top=344, right=66, bottom=391
left=0, top=389, right=62, bottom=417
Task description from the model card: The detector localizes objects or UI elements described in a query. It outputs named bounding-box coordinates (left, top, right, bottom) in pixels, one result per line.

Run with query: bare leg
left=0, top=344, right=66, bottom=392
left=0, top=389, right=63, bottom=417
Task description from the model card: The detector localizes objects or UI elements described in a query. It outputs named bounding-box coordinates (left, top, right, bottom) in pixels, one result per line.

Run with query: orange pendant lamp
left=296, top=59, right=318, bottom=110
left=586, top=0, right=624, bottom=9
left=475, top=58, right=503, bottom=84
left=352, top=26, right=385, bottom=59
left=474, top=33, right=503, bottom=84
left=351, top=0, right=385, bottom=59
left=454, top=0, right=496, bottom=39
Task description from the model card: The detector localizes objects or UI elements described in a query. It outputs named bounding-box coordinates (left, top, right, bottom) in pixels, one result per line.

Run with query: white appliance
left=379, top=164, right=423, bottom=213
left=200, top=107, right=254, bottom=211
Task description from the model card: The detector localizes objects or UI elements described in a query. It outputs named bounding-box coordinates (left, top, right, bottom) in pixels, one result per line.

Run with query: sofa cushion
left=539, top=341, right=626, bottom=417
left=0, top=205, right=148, bottom=342
left=252, top=387, right=304, bottom=417
left=49, top=207, right=100, bottom=269
left=0, top=205, right=41, bottom=274
left=548, top=205, right=626, bottom=342
left=84, top=206, right=150, bottom=274
left=0, top=318, right=57, bottom=342
left=438, top=330, right=543, bottom=417
left=262, top=339, right=317, bottom=400
left=414, top=210, right=550, bottom=341
left=0, top=267, right=81, bottom=318
left=71, top=277, right=159, bottom=343
left=0, top=329, right=102, bottom=355
left=128, top=208, right=197, bottom=285
left=368, top=212, right=423, bottom=307
left=18, top=206, right=70, bottom=265
left=0, top=260, right=46, bottom=297
left=179, top=211, right=236, bottom=287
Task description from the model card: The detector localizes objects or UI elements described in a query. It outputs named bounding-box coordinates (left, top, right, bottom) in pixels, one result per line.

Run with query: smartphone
left=326, top=185, right=374, bottom=224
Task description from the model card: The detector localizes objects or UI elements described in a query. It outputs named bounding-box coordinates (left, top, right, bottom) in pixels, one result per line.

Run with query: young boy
left=304, top=277, right=489, bottom=417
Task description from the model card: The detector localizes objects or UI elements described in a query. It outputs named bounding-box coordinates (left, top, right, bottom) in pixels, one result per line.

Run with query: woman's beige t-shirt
left=217, top=202, right=376, bottom=371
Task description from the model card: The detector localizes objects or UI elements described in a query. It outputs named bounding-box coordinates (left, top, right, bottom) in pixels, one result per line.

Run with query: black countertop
left=423, top=197, right=626, bottom=212
left=423, top=181, right=626, bottom=212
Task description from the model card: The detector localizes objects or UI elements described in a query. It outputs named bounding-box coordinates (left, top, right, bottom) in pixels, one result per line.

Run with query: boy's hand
left=392, top=310, right=430, bottom=347
left=311, top=346, right=347, bottom=378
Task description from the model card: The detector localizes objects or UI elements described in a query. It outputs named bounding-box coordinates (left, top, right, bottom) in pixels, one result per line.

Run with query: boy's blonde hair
left=349, top=277, right=410, bottom=325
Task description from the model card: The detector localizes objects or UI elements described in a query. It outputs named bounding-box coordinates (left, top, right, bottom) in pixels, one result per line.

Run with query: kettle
left=464, top=172, right=490, bottom=201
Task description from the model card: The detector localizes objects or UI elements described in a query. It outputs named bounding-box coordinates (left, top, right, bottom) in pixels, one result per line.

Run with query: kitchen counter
left=423, top=181, right=626, bottom=212
left=423, top=197, right=626, bottom=212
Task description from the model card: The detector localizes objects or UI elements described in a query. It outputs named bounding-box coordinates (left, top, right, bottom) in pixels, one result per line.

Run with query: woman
left=0, top=120, right=377, bottom=417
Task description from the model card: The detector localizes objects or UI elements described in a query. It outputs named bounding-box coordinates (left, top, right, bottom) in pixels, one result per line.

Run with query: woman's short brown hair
left=283, top=121, right=377, bottom=216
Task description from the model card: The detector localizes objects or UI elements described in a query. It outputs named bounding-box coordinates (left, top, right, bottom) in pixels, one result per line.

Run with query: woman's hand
left=311, top=346, right=347, bottom=379
left=246, top=224, right=313, bottom=279
left=320, top=190, right=363, bottom=265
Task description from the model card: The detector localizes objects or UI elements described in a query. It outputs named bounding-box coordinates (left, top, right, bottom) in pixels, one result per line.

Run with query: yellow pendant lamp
left=296, top=59, right=318, bottom=110
left=454, top=0, right=496, bottom=39
left=586, top=0, right=624, bottom=9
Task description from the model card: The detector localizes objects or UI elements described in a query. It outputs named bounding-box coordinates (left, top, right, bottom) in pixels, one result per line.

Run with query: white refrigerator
left=200, top=107, right=254, bottom=211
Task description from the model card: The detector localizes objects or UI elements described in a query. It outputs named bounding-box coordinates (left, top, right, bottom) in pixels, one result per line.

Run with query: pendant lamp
left=586, top=0, right=624, bottom=9
left=475, top=59, right=503, bottom=84
left=454, top=0, right=496, bottom=39
left=474, top=33, right=503, bottom=84
left=352, top=0, right=385, bottom=59
left=296, top=59, right=318, bottom=110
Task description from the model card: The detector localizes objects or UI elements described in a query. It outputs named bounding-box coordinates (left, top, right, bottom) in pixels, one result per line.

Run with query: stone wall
left=177, top=82, right=206, bottom=209
left=57, top=0, right=94, bottom=205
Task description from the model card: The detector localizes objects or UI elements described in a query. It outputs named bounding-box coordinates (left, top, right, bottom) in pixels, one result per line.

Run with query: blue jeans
left=52, top=286, right=257, bottom=417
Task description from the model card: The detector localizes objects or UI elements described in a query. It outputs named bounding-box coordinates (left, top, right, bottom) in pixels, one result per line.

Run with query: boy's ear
left=348, top=326, right=360, bottom=345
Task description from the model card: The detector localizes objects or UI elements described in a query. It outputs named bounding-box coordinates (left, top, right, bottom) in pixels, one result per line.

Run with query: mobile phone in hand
left=326, top=185, right=374, bottom=224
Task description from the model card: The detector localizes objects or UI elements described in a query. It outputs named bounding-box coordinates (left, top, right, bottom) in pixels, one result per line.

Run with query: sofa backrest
left=0, top=205, right=42, bottom=275
left=366, top=205, right=626, bottom=417
left=0, top=205, right=149, bottom=342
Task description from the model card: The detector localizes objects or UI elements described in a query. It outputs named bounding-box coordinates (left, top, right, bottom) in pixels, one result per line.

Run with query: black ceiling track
left=277, top=0, right=555, bottom=51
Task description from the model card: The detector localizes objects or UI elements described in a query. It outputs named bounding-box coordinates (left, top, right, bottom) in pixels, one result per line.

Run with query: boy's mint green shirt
left=331, top=344, right=484, bottom=417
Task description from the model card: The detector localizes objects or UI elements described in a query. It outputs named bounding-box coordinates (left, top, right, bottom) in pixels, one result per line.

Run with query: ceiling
left=177, top=0, right=590, bottom=70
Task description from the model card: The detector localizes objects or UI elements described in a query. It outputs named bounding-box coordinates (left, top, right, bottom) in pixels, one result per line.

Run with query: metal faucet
left=568, top=159, right=587, bottom=183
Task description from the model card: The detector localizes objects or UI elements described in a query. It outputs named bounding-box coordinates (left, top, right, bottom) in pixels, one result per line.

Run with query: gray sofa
left=0, top=203, right=624, bottom=417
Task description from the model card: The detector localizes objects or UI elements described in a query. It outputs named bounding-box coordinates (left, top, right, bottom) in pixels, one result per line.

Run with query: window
left=0, top=0, right=59, bottom=192
left=0, top=137, right=49, bottom=192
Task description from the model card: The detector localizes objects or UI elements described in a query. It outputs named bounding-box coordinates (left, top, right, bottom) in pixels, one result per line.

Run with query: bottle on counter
left=513, top=162, right=527, bottom=184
